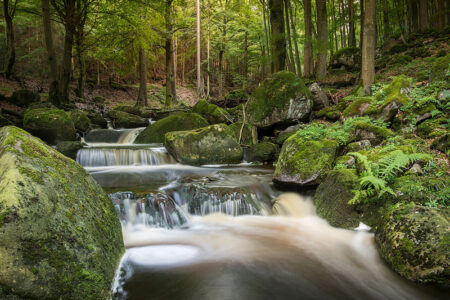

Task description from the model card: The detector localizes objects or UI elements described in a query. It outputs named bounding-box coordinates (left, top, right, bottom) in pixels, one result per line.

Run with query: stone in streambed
left=164, top=124, right=243, bottom=165
left=105, top=110, right=148, bottom=128
left=0, top=126, right=124, bottom=299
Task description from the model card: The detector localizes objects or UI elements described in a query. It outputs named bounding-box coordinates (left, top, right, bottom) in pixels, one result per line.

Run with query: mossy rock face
left=342, top=97, right=373, bottom=118
left=226, top=104, right=244, bottom=123
left=86, top=111, right=107, bottom=128
left=273, top=136, right=338, bottom=186
left=23, top=108, right=76, bottom=144
left=106, top=110, right=148, bottom=129
left=84, top=129, right=123, bottom=143
left=0, top=126, right=124, bottom=299
left=193, top=100, right=233, bottom=124
left=69, top=110, right=91, bottom=132
left=228, top=122, right=253, bottom=146
left=416, top=118, right=445, bottom=138
left=431, top=54, right=450, bottom=81
left=275, top=124, right=302, bottom=145
left=222, top=89, right=249, bottom=107
left=313, top=169, right=361, bottom=229
left=375, top=204, right=450, bottom=287
left=309, top=83, right=331, bottom=109
left=245, top=142, right=279, bottom=163
left=354, top=122, right=394, bottom=144
left=316, top=106, right=341, bottom=121
left=164, top=124, right=243, bottom=165
left=247, top=71, right=312, bottom=129
left=113, top=105, right=142, bottom=117
left=8, top=89, right=40, bottom=107
left=56, top=141, right=85, bottom=159
left=135, top=112, right=209, bottom=144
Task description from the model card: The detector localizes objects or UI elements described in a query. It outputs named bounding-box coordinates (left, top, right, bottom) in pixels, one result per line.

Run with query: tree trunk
left=59, top=0, right=76, bottom=104
left=411, top=0, right=419, bottom=33
left=288, top=0, right=302, bottom=76
left=304, top=0, right=314, bottom=76
left=165, top=0, right=176, bottom=107
left=362, top=0, right=376, bottom=96
left=243, top=30, right=248, bottom=87
left=196, top=0, right=203, bottom=96
left=315, top=0, right=328, bottom=79
left=360, top=0, right=364, bottom=49
left=262, top=0, right=270, bottom=75
left=3, top=0, right=16, bottom=79
left=284, top=0, right=296, bottom=74
left=348, top=0, right=356, bottom=47
left=136, top=47, right=148, bottom=107
left=419, top=0, right=429, bottom=30
left=269, top=0, right=286, bottom=73
left=437, top=0, right=445, bottom=30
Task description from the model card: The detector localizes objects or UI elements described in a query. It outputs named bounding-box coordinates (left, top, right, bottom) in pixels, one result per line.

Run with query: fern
left=348, top=150, right=431, bottom=204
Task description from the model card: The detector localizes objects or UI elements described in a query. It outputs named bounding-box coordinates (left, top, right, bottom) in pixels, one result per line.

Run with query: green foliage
left=348, top=150, right=432, bottom=205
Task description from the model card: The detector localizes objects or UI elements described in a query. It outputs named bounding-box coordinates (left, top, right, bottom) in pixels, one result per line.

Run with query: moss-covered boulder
left=222, top=89, right=249, bottom=107
left=431, top=54, right=450, bottom=82
left=247, top=71, right=312, bottom=128
left=106, top=110, right=148, bottom=129
left=56, top=141, right=85, bottom=159
left=245, top=142, right=279, bottom=163
left=193, top=100, right=233, bottom=124
left=228, top=122, right=253, bottom=146
left=8, top=89, right=40, bottom=107
left=273, top=135, right=338, bottom=186
left=135, top=112, right=209, bottom=144
left=342, top=97, right=373, bottom=118
left=86, top=111, right=107, bottom=128
left=329, top=47, right=361, bottom=71
left=69, top=110, right=91, bottom=132
left=375, top=204, right=449, bottom=287
left=275, top=124, right=301, bottom=145
left=353, top=121, right=394, bottom=144
left=23, top=108, right=76, bottom=144
left=316, top=106, right=341, bottom=121
left=0, top=126, right=124, bottom=299
left=314, top=169, right=362, bottom=229
left=309, top=83, right=331, bottom=109
left=113, top=105, right=142, bottom=117
left=165, top=124, right=243, bottom=165
left=84, top=129, right=123, bottom=143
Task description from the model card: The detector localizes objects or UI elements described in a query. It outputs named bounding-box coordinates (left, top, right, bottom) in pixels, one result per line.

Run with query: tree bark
left=165, top=0, right=176, bottom=107
left=437, top=0, right=445, bottom=30
left=304, top=0, right=314, bottom=76
left=196, top=0, right=203, bottom=96
left=269, top=0, right=286, bottom=73
left=315, top=0, right=328, bottom=79
left=411, top=0, right=419, bottom=33
left=348, top=0, right=356, bottom=47
left=362, top=0, right=376, bottom=96
left=360, top=0, right=364, bottom=49
left=136, top=47, right=148, bottom=107
left=262, top=0, right=270, bottom=74
left=243, top=30, right=248, bottom=87
left=3, top=0, right=16, bottom=79
left=284, top=0, right=296, bottom=73
left=288, top=0, right=302, bottom=76
left=419, top=0, right=429, bottom=30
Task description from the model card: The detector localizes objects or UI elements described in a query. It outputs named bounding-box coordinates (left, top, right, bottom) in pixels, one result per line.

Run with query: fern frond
left=360, top=175, right=388, bottom=191
left=349, top=152, right=374, bottom=176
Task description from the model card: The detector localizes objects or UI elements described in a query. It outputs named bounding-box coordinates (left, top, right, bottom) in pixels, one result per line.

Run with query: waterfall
left=117, top=128, right=145, bottom=144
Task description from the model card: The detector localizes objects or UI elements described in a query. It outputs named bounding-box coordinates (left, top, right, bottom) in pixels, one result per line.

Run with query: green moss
left=431, top=54, right=450, bottom=81
left=342, top=97, right=373, bottom=117
left=193, top=100, right=233, bottom=124
left=223, top=89, right=249, bottom=103
left=381, top=76, right=412, bottom=108
left=354, top=121, right=394, bottom=140
left=389, top=54, right=413, bottom=66
left=389, top=44, right=408, bottom=54
left=113, top=105, right=142, bottom=116
left=135, top=112, right=209, bottom=144
left=316, top=106, right=341, bottom=121
left=228, top=122, right=253, bottom=146
left=69, top=110, right=91, bottom=132
left=246, top=142, right=279, bottom=163
left=106, top=110, right=148, bottom=128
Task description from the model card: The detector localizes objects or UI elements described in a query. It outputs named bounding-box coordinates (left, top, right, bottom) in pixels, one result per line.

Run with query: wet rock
left=273, top=135, right=338, bottom=186
left=8, top=89, right=40, bottom=107
left=246, top=71, right=312, bottom=129
left=245, top=142, right=279, bottom=163
left=313, top=169, right=361, bottom=229
left=275, top=124, right=302, bottom=145
left=86, top=111, right=107, bottom=128
left=23, top=108, right=76, bottom=144
left=193, top=100, right=233, bottom=124
left=309, top=83, right=330, bottom=109
left=56, top=141, right=85, bottom=159
left=84, top=129, right=123, bottom=143
left=113, top=105, right=142, bottom=117
left=135, top=112, right=209, bottom=144
left=375, top=204, right=449, bottom=287
left=69, top=110, right=91, bottom=132
left=105, top=110, right=148, bottom=129
left=0, top=126, right=124, bottom=299
left=165, top=124, right=243, bottom=165
left=228, top=122, right=253, bottom=146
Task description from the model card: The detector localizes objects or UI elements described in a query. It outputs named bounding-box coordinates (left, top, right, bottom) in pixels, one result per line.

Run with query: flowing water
left=77, top=127, right=445, bottom=300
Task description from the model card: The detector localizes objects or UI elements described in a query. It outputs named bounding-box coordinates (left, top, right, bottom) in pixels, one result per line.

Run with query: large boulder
left=0, top=126, right=124, bottom=299
left=245, top=142, right=279, bottom=163
left=273, top=135, right=338, bottom=186
left=246, top=71, right=312, bottom=128
left=165, top=124, right=243, bottom=165
left=113, top=105, right=143, bottom=117
left=8, top=89, right=40, bottom=107
left=56, top=141, right=85, bottom=159
left=375, top=204, right=449, bottom=287
left=106, top=110, right=148, bottom=129
left=69, top=110, right=91, bottom=132
left=221, top=89, right=249, bottom=107
left=193, top=100, right=233, bottom=124
left=309, top=83, right=331, bottom=109
left=135, top=112, right=209, bottom=144
left=23, top=108, right=76, bottom=144
left=228, top=122, right=253, bottom=146
left=86, top=110, right=107, bottom=128
left=84, top=129, right=123, bottom=143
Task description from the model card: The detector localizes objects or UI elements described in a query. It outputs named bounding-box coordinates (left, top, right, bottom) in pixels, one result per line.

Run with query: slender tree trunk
left=359, top=0, right=364, bottom=49
left=42, top=0, right=60, bottom=106
left=243, top=30, right=249, bottom=87
left=304, top=0, right=314, bottom=76
left=59, top=0, right=76, bottom=104
left=262, top=0, right=270, bottom=74
left=284, top=0, right=296, bottom=73
left=437, top=0, right=445, bottom=30
left=196, top=0, right=203, bottom=96
left=419, top=0, right=429, bottom=30
left=269, top=0, right=286, bottom=73
left=348, top=0, right=356, bottom=47
left=136, top=47, right=148, bottom=107
left=75, top=38, right=85, bottom=98
left=362, top=0, right=376, bottom=96
left=97, top=60, right=100, bottom=86
left=411, top=0, right=419, bottom=33
left=288, top=0, right=302, bottom=76
left=165, top=0, right=176, bottom=106
left=315, top=0, right=328, bottom=79
left=3, top=0, right=16, bottom=79
left=207, top=0, right=211, bottom=97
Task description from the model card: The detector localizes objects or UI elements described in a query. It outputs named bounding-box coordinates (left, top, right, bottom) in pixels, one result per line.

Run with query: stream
left=77, top=127, right=444, bottom=300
